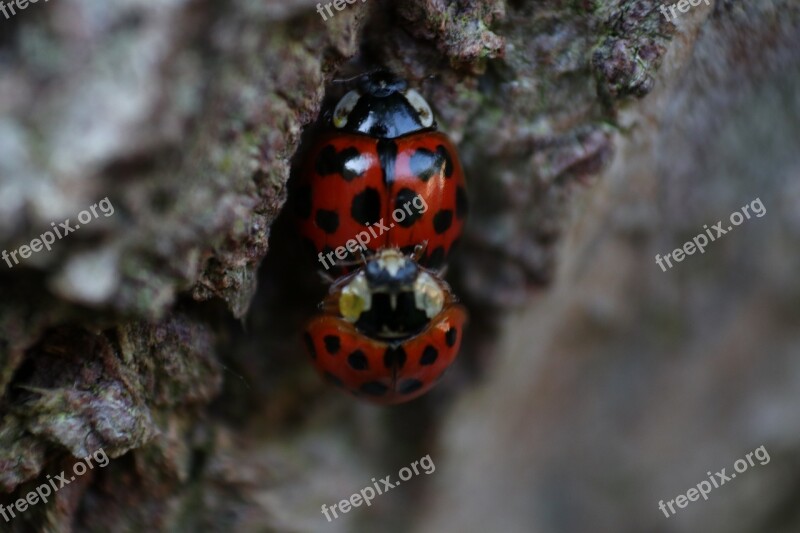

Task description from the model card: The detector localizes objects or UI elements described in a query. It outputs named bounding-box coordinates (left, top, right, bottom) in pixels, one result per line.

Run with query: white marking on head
left=340, top=272, right=371, bottom=322
left=404, top=89, right=434, bottom=128
left=333, top=90, right=361, bottom=129
left=376, top=248, right=406, bottom=277
left=414, top=272, right=444, bottom=318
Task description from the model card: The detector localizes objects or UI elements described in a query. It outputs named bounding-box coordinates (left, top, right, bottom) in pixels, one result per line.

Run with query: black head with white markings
left=332, top=71, right=436, bottom=139
left=337, top=248, right=447, bottom=339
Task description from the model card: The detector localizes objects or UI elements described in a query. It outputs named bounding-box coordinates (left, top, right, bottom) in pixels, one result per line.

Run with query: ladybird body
left=295, top=71, right=468, bottom=273
left=303, top=248, right=466, bottom=404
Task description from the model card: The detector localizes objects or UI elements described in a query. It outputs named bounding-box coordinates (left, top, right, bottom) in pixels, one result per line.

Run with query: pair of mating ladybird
left=295, top=71, right=467, bottom=404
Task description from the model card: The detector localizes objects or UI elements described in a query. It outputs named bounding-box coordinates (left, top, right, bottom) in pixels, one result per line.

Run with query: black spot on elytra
left=384, top=346, right=407, bottom=369
left=323, top=335, right=340, bottom=354
left=394, top=188, right=424, bottom=228
left=360, top=381, right=388, bottom=396
left=316, top=209, right=339, bottom=234
left=348, top=350, right=369, bottom=370
left=324, top=372, right=345, bottom=388
left=433, top=210, right=453, bottom=234
left=399, top=379, right=424, bottom=395
left=426, top=246, right=446, bottom=269
left=303, top=333, right=316, bottom=359
left=437, top=145, right=454, bottom=177
left=456, top=186, right=468, bottom=219
left=316, top=145, right=338, bottom=175
left=409, top=148, right=443, bottom=181
left=316, top=145, right=366, bottom=181
left=294, top=185, right=312, bottom=219
left=420, top=345, right=438, bottom=365
left=445, top=327, right=458, bottom=347
left=351, top=187, right=382, bottom=226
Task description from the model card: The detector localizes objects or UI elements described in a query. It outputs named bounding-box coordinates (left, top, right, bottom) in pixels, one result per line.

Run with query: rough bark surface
left=0, top=0, right=797, bottom=532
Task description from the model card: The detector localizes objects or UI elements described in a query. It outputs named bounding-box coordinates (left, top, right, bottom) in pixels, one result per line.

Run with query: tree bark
left=1, top=0, right=798, bottom=531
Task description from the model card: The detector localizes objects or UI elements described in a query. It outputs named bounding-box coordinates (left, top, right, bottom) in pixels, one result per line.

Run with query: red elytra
left=295, top=72, right=470, bottom=404
left=304, top=303, right=467, bottom=404
left=294, top=71, right=467, bottom=274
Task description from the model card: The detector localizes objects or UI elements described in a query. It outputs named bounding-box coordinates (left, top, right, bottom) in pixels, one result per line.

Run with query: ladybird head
left=332, top=71, right=435, bottom=139
left=337, top=248, right=446, bottom=339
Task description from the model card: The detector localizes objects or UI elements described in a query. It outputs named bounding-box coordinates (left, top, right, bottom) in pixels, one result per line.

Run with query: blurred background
left=1, top=0, right=798, bottom=532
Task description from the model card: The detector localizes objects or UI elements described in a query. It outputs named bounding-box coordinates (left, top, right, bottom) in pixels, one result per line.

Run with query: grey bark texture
left=0, top=0, right=798, bottom=532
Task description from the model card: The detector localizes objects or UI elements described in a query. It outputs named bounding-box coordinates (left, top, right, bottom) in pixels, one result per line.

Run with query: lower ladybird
left=303, top=247, right=467, bottom=404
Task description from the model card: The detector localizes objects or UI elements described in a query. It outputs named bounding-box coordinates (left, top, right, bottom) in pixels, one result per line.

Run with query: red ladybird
left=295, top=71, right=468, bottom=273
left=303, top=248, right=467, bottom=404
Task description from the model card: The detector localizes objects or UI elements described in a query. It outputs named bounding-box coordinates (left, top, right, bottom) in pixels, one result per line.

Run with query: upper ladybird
left=295, top=71, right=468, bottom=273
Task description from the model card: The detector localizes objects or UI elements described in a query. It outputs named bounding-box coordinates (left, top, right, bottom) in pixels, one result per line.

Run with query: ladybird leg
left=411, top=241, right=428, bottom=261
left=317, top=270, right=337, bottom=284
left=353, top=247, right=369, bottom=269
left=330, top=256, right=366, bottom=270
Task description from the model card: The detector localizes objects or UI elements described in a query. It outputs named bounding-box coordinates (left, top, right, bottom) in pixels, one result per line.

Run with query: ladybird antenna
left=218, top=362, right=252, bottom=390
left=331, top=68, right=382, bottom=85
left=317, top=270, right=337, bottom=284
left=332, top=252, right=368, bottom=268
left=331, top=74, right=362, bottom=85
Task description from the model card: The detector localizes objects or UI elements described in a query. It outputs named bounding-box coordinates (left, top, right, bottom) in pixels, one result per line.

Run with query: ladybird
left=295, top=71, right=468, bottom=274
left=303, top=248, right=467, bottom=404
